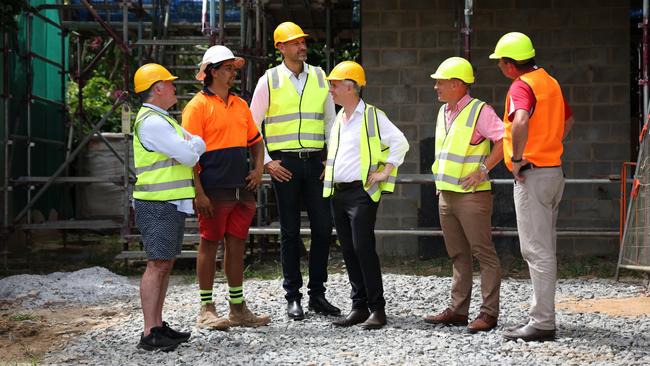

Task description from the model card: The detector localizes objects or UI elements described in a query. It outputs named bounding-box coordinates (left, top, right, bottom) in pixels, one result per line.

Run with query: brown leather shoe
left=423, top=308, right=468, bottom=326
left=361, top=309, right=387, bottom=330
left=467, top=312, right=498, bottom=333
left=503, top=324, right=556, bottom=342
left=332, top=308, right=370, bottom=327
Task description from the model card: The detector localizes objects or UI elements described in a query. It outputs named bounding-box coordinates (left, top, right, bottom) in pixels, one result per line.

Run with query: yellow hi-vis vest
left=132, top=106, right=195, bottom=201
left=264, top=64, right=329, bottom=151
left=323, top=104, right=398, bottom=202
left=431, top=98, right=491, bottom=193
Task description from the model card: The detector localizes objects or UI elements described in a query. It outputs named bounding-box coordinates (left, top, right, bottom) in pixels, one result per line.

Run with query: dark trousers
left=331, top=185, right=385, bottom=311
left=272, top=154, right=333, bottom=301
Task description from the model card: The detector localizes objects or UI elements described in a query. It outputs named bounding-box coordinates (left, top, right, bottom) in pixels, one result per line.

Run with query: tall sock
left=229, top=286, right=244, bottom=304
left=200, top=289, right=213, bottom=305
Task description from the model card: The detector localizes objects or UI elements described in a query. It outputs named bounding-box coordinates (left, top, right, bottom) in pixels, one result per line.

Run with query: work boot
left=228, top=301, right=271, bottom=327
left=196, top=303, right=230, bottom=330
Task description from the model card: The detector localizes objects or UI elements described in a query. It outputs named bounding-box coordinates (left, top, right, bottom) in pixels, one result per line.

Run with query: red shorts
left=198, top=199, right=256, bottom=241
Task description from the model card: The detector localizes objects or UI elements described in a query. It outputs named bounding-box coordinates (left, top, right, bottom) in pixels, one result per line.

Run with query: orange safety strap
left=632, top=178, right=641, bottom=198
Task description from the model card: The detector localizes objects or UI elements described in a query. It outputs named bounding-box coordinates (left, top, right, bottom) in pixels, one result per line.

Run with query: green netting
left=1, top=0, right=70, bottom=222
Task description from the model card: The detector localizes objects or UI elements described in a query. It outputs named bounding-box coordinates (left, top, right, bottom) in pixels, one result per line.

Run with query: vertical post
left=325, top=0, right=332, bottom=72
left=643, top=0, right=649, bottom=120
left=3, top=33, right=10, bottom=230
left=463, top=0, right=473, bottom=61
left=26, top=13, right=33, bottom=225
left=219, top=0, right=225, bottom=45
left=210, top=0, right=216, bottom=46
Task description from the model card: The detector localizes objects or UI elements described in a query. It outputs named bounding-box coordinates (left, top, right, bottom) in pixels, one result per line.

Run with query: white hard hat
left=195, top=45, right=245, bottom=81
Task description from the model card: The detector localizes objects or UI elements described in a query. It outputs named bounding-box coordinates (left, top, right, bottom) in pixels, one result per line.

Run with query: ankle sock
left=229, top=286, right=243, bottom=304
left=200, top=289, right=213, bottom=305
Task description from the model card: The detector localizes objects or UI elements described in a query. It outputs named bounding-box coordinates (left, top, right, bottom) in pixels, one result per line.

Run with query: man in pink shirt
left=424, top=57, right=504, bottom=333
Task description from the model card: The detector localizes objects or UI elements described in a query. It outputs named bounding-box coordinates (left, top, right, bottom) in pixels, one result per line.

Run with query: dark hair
left=202, top=62, right=224, bottom=87
left=137, top=81, right=159, bottom=103
left=502, top=57, right=536, bottom=71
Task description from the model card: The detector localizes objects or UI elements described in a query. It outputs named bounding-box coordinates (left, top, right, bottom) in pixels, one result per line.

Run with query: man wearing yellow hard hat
left=424, top=57, right=504, bottom=334
left=132, top=63, right=206, bottom=351
left=490, top=32, right=575, bottom=342
left=250, top=21, right=339, bottom=320
left=323, top=61, right=409, bottom=330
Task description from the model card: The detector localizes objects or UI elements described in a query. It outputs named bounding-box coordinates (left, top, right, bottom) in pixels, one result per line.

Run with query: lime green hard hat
left=430, top=57, right=475, bottom=84
left=489, top=32, right=536, bottom=61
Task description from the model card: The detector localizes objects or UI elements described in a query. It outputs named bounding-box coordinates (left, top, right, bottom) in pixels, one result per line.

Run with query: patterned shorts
left=134, top=199, right=187, bottom=260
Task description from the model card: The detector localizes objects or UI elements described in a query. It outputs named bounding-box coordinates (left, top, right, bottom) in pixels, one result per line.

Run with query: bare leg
left=197, top=238, right=219, bottom=290
left=223, top=234, right=245, bottom=287
left=157, top=259, right=175, bottom=324
left=140, top=259, right=174, bottom=335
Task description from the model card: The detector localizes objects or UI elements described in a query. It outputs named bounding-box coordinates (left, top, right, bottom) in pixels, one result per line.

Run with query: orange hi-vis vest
left=503, top=68, right=565, bottom=171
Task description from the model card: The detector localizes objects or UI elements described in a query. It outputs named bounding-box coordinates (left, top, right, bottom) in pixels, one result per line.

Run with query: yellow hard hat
left=326, top=61, right=366, bottom=87
left=489, top=32, right=536, bottom=61
left=134, top=63, right=177, bottom=93
left=273, top=21, right=309, bottom=48
left=430, top=57, right=475, bottom=84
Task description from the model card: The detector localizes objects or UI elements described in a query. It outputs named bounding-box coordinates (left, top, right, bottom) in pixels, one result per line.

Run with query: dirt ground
left=0, top=295, right=648, bottom=364
left=0, top=303, right=129, bottom=364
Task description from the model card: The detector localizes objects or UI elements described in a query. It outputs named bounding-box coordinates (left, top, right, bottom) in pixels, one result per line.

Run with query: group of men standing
left=130, top=24, right=572, bottom=352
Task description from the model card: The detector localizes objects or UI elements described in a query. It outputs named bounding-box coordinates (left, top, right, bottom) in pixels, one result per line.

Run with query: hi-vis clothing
left=503, top=68, right=565, bottom=171
left=263, top=64, right=329, bottom=151
left=432, top=98, right=491, bottom=193
left=133, top=106, right=196, bottom=201
left=323, top=102, right=407, bottom=202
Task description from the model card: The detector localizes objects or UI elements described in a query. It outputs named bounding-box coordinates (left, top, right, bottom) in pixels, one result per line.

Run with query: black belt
left=334, top=181, right=363, bottom=191
left=519, top=164, right=561, bottom=172
left=273, top=150, right=322, bottom=159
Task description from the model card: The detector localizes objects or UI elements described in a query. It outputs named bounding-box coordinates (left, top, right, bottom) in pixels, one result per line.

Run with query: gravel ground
left=2, top=267, right=649, bottom=365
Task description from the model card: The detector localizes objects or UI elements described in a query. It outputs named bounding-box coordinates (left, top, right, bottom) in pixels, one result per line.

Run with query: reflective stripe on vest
left=132, top=106, right=195, bottom=201
left=503, top=68, right=565, bottom=171
left=431, top=98, right=491, bottom=193
left=264, top=65, right=329, bottom=151
left=323, top=104, right=398, bottom=202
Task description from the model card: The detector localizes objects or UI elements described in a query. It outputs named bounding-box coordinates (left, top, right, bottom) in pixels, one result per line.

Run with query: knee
left=147, top=260, right=174, bottom=274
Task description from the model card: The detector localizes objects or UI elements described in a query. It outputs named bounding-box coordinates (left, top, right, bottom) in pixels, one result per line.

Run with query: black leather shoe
left=503, top=324, right=556, bottom=342
left=332, top=308, right=370, bottom=327
left=361, top=309, right=387, bottom=330
left=308, top=295, right=341, bottom=316
left=137, top=326, right=181, bottom=352
left=161, top=321, right=191, bottom=343
left=287, top=300, right=305, bottom=320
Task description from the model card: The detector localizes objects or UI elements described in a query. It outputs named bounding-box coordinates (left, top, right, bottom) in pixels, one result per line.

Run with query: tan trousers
left=439, top=190, right=501, bottom=317
left=514, top=167, right=564, bottom=330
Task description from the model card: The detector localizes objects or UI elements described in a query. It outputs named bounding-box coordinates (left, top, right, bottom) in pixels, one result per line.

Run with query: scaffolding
left=0, top=1, right=627, bottom=269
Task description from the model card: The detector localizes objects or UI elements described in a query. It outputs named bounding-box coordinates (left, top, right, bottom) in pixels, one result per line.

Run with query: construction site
left=0, top=0, right=649, bottom=364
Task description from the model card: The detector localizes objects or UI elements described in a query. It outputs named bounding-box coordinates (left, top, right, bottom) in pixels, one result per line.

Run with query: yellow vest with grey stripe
left=264, top=64, right=329, bottom=151
left=431, top=98, right=491, bottom=193
left=323, top=104, right=398, bottom=202
left=132, top=106, right=195, bottom=201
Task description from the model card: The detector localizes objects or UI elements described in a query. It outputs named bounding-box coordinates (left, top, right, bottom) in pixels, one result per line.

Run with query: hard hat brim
left=488, top=52, right=500, bottom=59
left=195, top=57, right=246, bottom=81
left=274, top=33, right=309, bottom=47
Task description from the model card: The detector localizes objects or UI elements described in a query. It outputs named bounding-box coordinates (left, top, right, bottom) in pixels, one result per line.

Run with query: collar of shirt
left=279, top=61, right=309, bottom=80
left=142, top=103, right=169, bottom=116
left=342, top=99, right=366, bottom=125
left=202, top=86, right=235, bottom=107
left=444, top=93, right=474, bottom=125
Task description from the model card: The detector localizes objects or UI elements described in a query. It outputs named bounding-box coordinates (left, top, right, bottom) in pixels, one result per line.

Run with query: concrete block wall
left=361, top=0, right=630, bottom=257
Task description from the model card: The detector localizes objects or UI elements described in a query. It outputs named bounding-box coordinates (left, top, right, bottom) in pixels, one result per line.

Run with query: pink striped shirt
left=444, top=93, right=504, bottom=144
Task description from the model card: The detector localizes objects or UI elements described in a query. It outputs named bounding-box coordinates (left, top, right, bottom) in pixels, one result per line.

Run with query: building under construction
left=1, top=0, right=648, bottom=276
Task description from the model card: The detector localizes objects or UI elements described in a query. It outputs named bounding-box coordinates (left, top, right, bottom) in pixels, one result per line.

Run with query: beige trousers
left=514, top=167, right=564, bottom=330
left=439, top=190, right=501, bottom=317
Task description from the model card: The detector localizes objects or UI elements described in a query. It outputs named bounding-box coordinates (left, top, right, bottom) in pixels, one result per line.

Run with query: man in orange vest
left=490, top=32, right=574, bottom=342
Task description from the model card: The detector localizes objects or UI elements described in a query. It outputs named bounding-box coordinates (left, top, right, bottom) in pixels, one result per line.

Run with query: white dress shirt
left=333, top=99, right=409, bottom=183
left=249, top=61, right=336, bottom=164
left=136, top=103, right=206, bottom=214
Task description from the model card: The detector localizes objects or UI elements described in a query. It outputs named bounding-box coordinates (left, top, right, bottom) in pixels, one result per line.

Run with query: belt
left=334, top=181, right=363, bottom=191
left=274, top=150, right=321, bottom=159
left=519, top=164, right=561, bottom=172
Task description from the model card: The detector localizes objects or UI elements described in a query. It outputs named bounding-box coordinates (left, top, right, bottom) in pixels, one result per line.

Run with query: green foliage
left=67, top=75, right=123, bottom=134
left=9, top=313, right=37, bottom=321
left=268, top=41, right=360, bottom=70
left=0, top=0, right=29, bottom=33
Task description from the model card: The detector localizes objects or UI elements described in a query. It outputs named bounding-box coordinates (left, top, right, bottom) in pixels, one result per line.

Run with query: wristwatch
left=511, top=156, right=523, bottom=163
left=479, top=163, right=489, bottom=174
